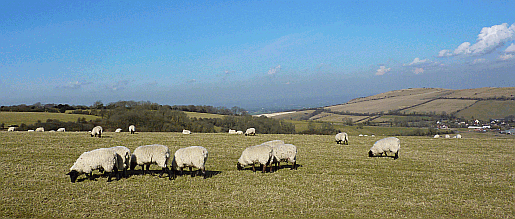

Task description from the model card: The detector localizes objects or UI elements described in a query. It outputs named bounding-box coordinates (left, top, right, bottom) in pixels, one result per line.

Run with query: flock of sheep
left=67, top=125, right=298, bottom=183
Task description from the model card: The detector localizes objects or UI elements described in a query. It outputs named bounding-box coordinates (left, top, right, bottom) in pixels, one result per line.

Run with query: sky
left=1, top=0, right=515, bottom=111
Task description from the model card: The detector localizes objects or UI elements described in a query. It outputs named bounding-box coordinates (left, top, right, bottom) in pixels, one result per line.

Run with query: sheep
left=335, top=132, right=349, bottom=145
left=172, top=146, right=208, bottom=178
left=236, top=130, right=243, bottom=135
left=7, top=127, right=15, bottom=132
left=228, top=129, right=237, bottom=134
left=91, top=126, right=103, bottom=138
left=28, top=130, right=34, bottom=132
left=453, top=134, right=462, bottom=139
left=359, top=134, right=363, bottom=137
left=237, top=144, right=273, bottom=173
left=271, top=143, right=297, bottom=170
left=66, top=148, right=122, bottom=183
left=182, top=130, right=191, bottom=134
left=129, top=125, right=135, bottom=134
left=130, top=144, right=172, bottom=179
left=433, top=134, right=440, bottom=138
left=445, top=134, right=450, bottom=139
left=35, top=127, right=44, bottom=132
left=108, top=146, right=131, bottom=177
left=57, top=128, right=65, bottom=132
left=245, top=128, right=256, bottom=136
left=369, top=137, right=400, bottom=160
left=115, top=128, right=122, bottom=133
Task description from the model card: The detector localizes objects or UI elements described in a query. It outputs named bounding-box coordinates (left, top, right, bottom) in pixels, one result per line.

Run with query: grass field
left=1, top=132, right=513, bottom=218
left=455, top=100, right=515, bottom=120
left=0, top=112, right=100, bottom=126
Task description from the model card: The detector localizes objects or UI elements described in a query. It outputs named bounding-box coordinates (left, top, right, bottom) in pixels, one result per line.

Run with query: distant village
left=436, top=118, right=515, bottom=135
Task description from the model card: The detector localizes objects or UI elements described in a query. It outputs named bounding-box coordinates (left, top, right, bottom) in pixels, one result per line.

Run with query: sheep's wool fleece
left=109, top=146, right=131, bottom=169
left=272, top=144, right=297, bottom=163
left=92, top=126, right=103, bottom=135
left=238, top=144, right=273, bottom=166
left=245, top=128, right=256, bottom=135
left=129, top=125, right=135, bottom=132
left=131, top=144, right=170, bottom=168
left=70, top=148, right=118, bottom=174
left=370, top=137, right=400, bottom=155
left=335, top=133, right=348, bottom=141
left=173, top=146, right=208, bottom=169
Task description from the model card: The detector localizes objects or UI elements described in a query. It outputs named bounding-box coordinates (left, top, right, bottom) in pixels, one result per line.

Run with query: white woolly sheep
left=129, top=125, right=135, bottom=134
left=245, top=128, right=256, bottom=136
left=359, top=134, right=363, bottom=137
left=271, top=143, right=297, bottom=170
left=228, top=129, right=237, bottom=134
left=130, top=144, right=172, bottom=179
left=236, top=130, right=243, bottom=135
left=453, top=134, right=462, bottom=139
left=182, top=130, right=191, bottom=134
left=445, top=134, right=450, bottom=139
left=91, top=126, right=103, bottom=138
left=108, top=146, right=131, bottom=177
left=433, top=134, right=440, bottom=138
left=7, top=127, right=16, bottom=132
left=237, top=144, right=273, bottom=173
left=172, top=146, right=208, bottom=178
left=57, top=128, right=65, bottom=132
left=369, top=137, right=400, bottom=160
left=67, top=148, right=122, bottom=183
left=28, top=130, right=34, bottom=132
left=115, top=128, right=122, bottom=133
left=35, top=127, right=44, bottom=132
left=335, top=132, right=349, bottom=145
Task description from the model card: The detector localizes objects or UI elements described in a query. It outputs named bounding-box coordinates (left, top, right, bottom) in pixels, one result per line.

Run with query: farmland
left=0, top=112, right=100, bottom=127
left=1, top=132, right=513, bottom=218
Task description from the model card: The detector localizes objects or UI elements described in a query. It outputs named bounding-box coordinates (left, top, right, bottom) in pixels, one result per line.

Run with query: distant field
left=400, top=99, right=477, bottom=114
left=326, top=93, right=434, bottom=114
left=184, top=112, right=226, bottom=119
left=1, top=132, right=512, bottom=218
left=310, top=112, right=368, bottom=123
left=268, top=110, right=315, bottom=120
left=0, top=112, right=100, bottom=126
left=455, top=100, right=515, bottom=120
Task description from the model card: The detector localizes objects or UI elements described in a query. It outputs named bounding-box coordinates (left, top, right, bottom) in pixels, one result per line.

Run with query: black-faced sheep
left=369, top=137, right=400, bottom=160
left=129, top=125, right=135, bottom=134
left=335, top=132, right=349, bottom=145
left=91, top=126, right=103, bottom=138
left=67, top=148, right=122, bottom=183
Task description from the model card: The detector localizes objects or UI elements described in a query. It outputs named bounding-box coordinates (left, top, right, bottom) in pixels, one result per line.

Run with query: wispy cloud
left=106, top=80, right=131, bottom=91
left=499, top=54, right=514, bottom=61
left=505, top=43, right=515, bottom=53
left=413, top=67, right=424, bottom=74
left=404, top=58, right=428, bottom=66
left=438, top=50, right=452, bottom=57
left=58, top=81, right=92, bottom=89
left=472, top=58, right=486, bottom=64
left=187, top=79, right=197, bottom=83
left=375, top=66, right=391, bottom=76
left=267, top=65, right=282, bottom=75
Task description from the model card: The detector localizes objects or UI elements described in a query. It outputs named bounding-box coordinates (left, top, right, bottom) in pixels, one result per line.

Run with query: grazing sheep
left=182, top=130, right=191, bottom=134
left=453, top=134, right=462, bottom=139
left=28, top=130, right=34, bottom=132
left=369, top=137, right=400, bottom=160
left=35, top=127, right=44, bottom=132
left=67, top=148, right=122, bottom=183
left=130, top=144, right=172, bottom=179
left=129, top=125, right=135, bottom=134
left=91, top=126, right=103, bottom=138
left=271, top=143, right=297, bottom=170
left=228, top=129, right=237, bottom=134
left=236, top=131, right=243, bottom=135
left=237, top=144, right=273, bottom=173
left=7, top=127, right=16, bottom=132
left=335, top=132, right=349, bottom=145
left=445, top=134, right=450, bottom=139
left=57, top=128, right=65, bottom=132
left=172, top=146, right=208, bottom=178
left=115, top=128, right=122, bottom=133
left=245, top=128, right=256, bottom=136
left=108, top=146, right=131, bottom=177
left=359, top=134, right=363, bottom=137
left=433, top=134, right=440, bottom=138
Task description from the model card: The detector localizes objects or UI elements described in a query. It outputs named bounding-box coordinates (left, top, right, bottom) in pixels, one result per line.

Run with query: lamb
left=129, top=125, right=135, bottom=134
left=35, top=127, right=44, bottom=132
left=445, top=134, right=450, bottom=139
left=245, top=128, right=256, bottom=136
left=237, top=144, right=273, bottom=173
left=91, top=126, right=103, bottom=138
left=66, top=148, right=122, bottom=183
left=108, top=146, right=131, bottom=177
left=28, top=130, right=34, bottom=132
left=335, top=132, right=349, bottom=145
left=236, top=130, right=243, bottom=135
left=130, top=144, right=172, bottom=179
left=115, top=128, right=122, bottom=133
left=228, top=129, right=237, bottom=134
left=172, top=146, right=208, bottom=178
left=369, top=137, right=400, bottom=160
left=182, top=130, right=191, bottom=134
left=57, top=128, right=65, bottom=132
left=271, top=143, right=297, bottom=170
left=433, top=134, right=440, bottom=138
left=7, top=127, right=15, bottom=132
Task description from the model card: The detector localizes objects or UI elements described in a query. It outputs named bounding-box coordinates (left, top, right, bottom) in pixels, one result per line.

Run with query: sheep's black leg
left=114, top=168, right=120, bottom=180
left=180, top=167, right=184, bottom=176
left=252, top=164, right=256, bottom=172
left=190, top=167, right=194, bottom=177
left=291, top=161, right=297, bottom=170
left=201, top=168, right=206, bottom=179
left=394, top=151, right=399, bottom=160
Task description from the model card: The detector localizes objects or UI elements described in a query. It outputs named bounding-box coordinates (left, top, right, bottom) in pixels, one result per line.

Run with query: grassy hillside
left=1, top=132, right=512, bottom=218
left=455, top=100, right=515, bottom=120
left=184, top=111, right=226, bottom=119
left=0, top=112, right=100, bottom=126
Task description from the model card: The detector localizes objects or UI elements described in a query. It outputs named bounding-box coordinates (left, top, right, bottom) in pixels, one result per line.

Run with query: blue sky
left=1, top=0, right=515, bottom=110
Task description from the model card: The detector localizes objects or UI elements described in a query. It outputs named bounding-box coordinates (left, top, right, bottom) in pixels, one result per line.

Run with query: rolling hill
left=265, top=87, right=515, bottom=122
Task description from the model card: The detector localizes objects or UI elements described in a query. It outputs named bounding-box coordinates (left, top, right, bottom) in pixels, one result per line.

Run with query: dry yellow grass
left=401, top=99, right=477, bottom=114
left=0, top=112, right=100, bottom=126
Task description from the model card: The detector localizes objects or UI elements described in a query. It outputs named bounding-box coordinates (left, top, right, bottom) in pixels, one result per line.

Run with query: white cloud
left=107, top=80, right=131, bottom=91
left=499, top=54, right=514, bottom=60
left=413, top=68, right=424, bottom=74
left=59, top=81, right=92, bottom=89
left=440, top=23, right=515, bottom=57
left=187, top=79, right=197, bottom=83
left=375, top=66, right=391, bottom=75
left=404, top=58, right=428, bottom=66
left=506, top=43, right=515, bottom=53
left=267, top=65, right=282, bottom=75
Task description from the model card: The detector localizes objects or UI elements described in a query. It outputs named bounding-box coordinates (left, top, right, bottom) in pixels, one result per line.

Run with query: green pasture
left=184, top=111, right=226, bottom=119
left=1, top=132, right=513, bottom=218
left=0, top=112, right=100, bottom=127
